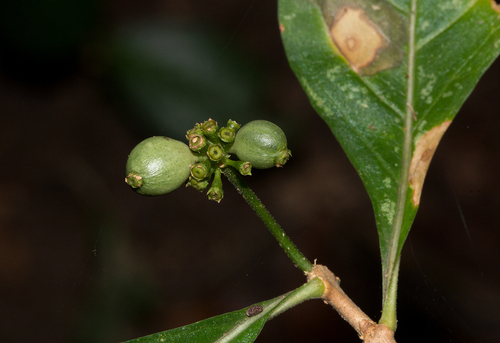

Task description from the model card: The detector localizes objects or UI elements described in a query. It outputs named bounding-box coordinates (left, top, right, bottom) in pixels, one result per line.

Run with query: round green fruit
left=125, top=136, right=197, bottom=195
left=229, top=120, right=291, bottom=169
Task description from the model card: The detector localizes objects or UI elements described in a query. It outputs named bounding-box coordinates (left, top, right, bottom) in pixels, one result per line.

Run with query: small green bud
left=226, top=119, right=241, bottom=132
left=202, top=119, right=219, bottom=140
left=207, top=144, right=224, bottom=161
left=207, top=186, right=223, bottom=202
left=189, top=134, right=207, bottom=152
left=207, top=169, right=223, bottom=202
left=187, top=177, right=209, bottom=191
left=190, top=161, right=212, bottom=181
left=229, top=120, right=291, bottom=169
left=218, top=127, right=235, bottom=143
left=125, top=136, right=197, bottom=196
left=238, top=161, right=252, bottom=175
left=186, top=123, right=203, bottom=139
left=223, top=159, right=252, bottom=176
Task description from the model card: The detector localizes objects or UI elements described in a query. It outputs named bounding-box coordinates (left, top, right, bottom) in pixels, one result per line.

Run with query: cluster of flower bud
left=184, top=119, right=250, bottom=202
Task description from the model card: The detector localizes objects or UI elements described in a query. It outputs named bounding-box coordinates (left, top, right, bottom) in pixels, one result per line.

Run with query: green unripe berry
left=125, top=136, right=197, bottom=196
left=229, top=120, right=291, bottom=169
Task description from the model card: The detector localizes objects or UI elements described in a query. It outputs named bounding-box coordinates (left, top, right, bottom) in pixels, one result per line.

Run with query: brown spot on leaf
left=330, top=7, right=388, bottom=73
left=409, top=121, right=451, bottom=206
left=246, top=305, right=263, bottom=317
left=321, top=0, right=407, bottom=75
left=491, top=0, right=500, bottom=14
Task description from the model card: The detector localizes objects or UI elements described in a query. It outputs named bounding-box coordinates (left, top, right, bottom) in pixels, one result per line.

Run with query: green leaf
left=122, top=278, right=325, bottom=343
left=122, top=296, right=283, bottom=343
left=279, top=0, right=500, bottom=327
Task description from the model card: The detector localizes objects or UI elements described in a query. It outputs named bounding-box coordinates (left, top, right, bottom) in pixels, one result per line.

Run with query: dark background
left=1, top=1, right=499, bottom=342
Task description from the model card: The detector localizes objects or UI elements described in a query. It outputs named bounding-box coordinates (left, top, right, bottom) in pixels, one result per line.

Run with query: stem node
left=307, top=264, right=396, bottom=343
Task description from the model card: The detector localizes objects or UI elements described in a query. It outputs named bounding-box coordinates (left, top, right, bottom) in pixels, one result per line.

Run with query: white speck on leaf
left=383, top=177, right=391, bottom=189
left=418, top=66, right=436, bottom=105
left=326, top=66, right=342, bottom=82
left=439, top=0, right=462, bottom=11
left=420, top=20, right=430, bottom=31
left=381, top=200, right=396, bottom=225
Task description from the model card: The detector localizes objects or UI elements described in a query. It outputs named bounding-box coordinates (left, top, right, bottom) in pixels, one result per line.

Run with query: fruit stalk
left=222, top=166, right=313, bottom=273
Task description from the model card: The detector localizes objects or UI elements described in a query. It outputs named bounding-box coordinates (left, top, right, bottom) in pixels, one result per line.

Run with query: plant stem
left=216, top=278, right=325, bottom=343
left=222, top=166, right=313, bottom=273
left=379, top=257, right=400, bottom=330
left=269, top=277, right=325, bottom=319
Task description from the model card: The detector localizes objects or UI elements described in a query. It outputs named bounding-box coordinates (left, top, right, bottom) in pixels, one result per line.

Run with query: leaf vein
left=357, top=76, right=406, bottom=118
left=384, top=0, right=409, bottom=14
left=416, top=0, right=478, bottom=51
left=416, top=23, right=500, bottom=127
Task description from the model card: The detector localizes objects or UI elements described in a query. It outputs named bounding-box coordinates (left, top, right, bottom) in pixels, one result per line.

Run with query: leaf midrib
left=382, top=0, right=417, bottom=299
